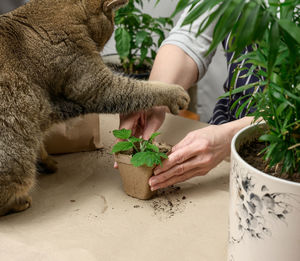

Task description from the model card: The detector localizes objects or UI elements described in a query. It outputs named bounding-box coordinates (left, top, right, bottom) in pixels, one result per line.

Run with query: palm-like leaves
left=174, top=0, right=300, bottom=174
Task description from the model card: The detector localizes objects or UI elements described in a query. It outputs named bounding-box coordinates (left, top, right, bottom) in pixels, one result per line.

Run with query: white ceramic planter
left=228, top=124, right=300, bottom=261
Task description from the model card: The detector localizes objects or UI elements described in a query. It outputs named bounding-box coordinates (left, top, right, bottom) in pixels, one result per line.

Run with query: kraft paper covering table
left=0, top=114, right=230, bottom=261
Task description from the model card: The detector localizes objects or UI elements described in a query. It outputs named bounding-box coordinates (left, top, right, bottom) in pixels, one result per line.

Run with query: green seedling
left=112, top=128, right=168, bottom=167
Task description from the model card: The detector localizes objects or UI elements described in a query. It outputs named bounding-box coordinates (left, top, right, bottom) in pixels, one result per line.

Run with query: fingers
left=119, top=112, right=144, bottom=136
left=151, top=154, right=204, bottom=186
left=149, top=167, right=208, bottom=191
left=143, top=116, right=162, bottom=140
left=154, top=137, right=203, bottom=175
left=155, top=155, right=199, bottom=177
left=114, top=161, right=118, bottom=169
left=143, top=125, right=157, bottom=140
left=142, top=107, right=166, bottom=140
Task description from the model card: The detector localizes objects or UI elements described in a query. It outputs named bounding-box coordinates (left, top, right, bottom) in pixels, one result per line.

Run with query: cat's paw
left=10, top=195, right=32, bottom=213
left=37, top=156, right=58, bottom=174
left=167, top=85, right=190, bottom=114
left=149, top=81, right=190, bottom=114
left=1, top=195, right=32, bottom=216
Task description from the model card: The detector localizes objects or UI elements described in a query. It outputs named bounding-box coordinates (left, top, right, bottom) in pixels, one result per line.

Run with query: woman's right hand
left=114, top=106, right=168, bottom=169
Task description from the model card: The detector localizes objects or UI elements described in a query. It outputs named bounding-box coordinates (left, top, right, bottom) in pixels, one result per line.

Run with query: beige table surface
left=0, top=114, right=230, bottom=261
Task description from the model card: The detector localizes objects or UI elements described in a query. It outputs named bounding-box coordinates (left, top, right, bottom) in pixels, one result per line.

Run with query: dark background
left=0, top=0, right=26, bottom=15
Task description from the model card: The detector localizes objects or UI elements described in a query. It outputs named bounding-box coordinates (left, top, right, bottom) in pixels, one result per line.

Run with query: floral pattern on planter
left=229, top=255, right=235, bottom=261
left=230, top=158, right=300, bottom=244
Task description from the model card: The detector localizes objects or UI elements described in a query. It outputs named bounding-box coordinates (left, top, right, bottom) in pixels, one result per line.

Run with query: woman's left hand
left=149, top=117, right=254, bottom=190
left=149, top=124, right=232, bottom=190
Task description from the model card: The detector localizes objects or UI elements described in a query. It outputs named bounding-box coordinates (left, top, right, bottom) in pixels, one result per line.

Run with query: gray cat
left=0, top=0, right=190, bottom=216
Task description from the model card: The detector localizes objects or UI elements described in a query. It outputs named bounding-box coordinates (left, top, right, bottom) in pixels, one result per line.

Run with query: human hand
left=148, top=125, right=233, bottom=190
left=113, top=106, right=168, bottom=169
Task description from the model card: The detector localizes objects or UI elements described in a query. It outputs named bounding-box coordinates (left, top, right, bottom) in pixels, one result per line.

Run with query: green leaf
left=230, top=94, right=251, bottom=111
left=115, top=28, right=131, bottom=58
left=182, top=0, right=223, bottom=27
left=230, top=2, right=260, bottom=59
left=220, top=81, right=263, bottom=98
left=259, top=134, right=281, bottom=143
left=235, top=96, right=252, bottom=118
left=153, top=28, right=165, bottom=40
left=171, top=0, right=191, bottom=18
left=270, top=83, right=300, bottom=102
left=268, top=0, right=280, bottom=15
left=140, top=47, right=148, bottom=62
left=112, top=141, right=134, bottom=153
left=208, top=0, right=246, bottom=54
left=135, top=31, right=148, bottom=46
left=158, top=152, right=168, bottom=159
left=113, top=129, right=132, bottom=139
left=151, top=49, right=156, bottom=59
left=129, top=136, right=142, bottom=143
left=146, top=143, right=159, bottom=152
left=267, top=21, right=280, bottom=77
left=131, top=151, right=161, bottom=167
left=278, top=19, right=300, bottom=44
left=149, top=132, right=161, bottom=142
left=264, top=143, right=278, bottom=161
left=252, top=8, right=270, bottom=42
left=276, top=102, right=288, bottom=115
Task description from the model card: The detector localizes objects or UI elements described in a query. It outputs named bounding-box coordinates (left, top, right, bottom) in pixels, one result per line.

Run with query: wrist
left=223, top=117, right=254, bottom=141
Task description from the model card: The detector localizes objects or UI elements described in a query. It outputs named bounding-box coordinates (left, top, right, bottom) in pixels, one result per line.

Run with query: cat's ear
left=103, top=0, right=128, bottom=12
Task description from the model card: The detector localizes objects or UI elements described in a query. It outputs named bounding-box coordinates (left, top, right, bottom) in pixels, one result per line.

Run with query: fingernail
left=149, top=178, right=156, bottom=186
left=151, top=186, right=157, bottom=191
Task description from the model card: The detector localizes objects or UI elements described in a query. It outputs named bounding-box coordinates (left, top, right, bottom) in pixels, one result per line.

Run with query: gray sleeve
left=161, top=6, right=216, bottom=80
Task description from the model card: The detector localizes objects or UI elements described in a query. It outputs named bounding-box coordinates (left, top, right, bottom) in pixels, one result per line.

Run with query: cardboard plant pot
left=228, top=124, right=300, bottom=261
left=114, top=153, right=155, bottom=200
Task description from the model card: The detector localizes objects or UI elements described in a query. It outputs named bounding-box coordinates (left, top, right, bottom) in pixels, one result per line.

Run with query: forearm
left=149, top=44, right=199, bottom=90
left=222, top=117, right=255, bottom=145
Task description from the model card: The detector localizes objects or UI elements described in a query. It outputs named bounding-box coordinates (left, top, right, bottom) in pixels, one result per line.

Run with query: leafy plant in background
left=173, top=0, right=300, bottom=174
left=114, top=0, right=174, bottom=74
left=112, top=129, right=168, bottom=167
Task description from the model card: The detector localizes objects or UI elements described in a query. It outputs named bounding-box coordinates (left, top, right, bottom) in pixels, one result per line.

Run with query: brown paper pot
left=114, top=153, right=156, bottom=200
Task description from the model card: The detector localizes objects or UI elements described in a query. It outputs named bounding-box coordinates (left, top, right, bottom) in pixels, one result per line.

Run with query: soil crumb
left=150, top=185, right=190, bottom=219
left=239, top=140, right=300, bottom=183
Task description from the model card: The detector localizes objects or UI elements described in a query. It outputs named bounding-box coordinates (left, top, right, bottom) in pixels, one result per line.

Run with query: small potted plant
left=112, top=128, right=170, bottom=200
left=105, top=0, right=173, bottom=78
left=174, top=0, right=300, bottom=260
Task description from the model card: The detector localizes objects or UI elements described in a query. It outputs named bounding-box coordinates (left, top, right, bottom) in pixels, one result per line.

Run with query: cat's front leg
left=61, top=55, right=190, bottom=115
left=37, top=143, right=57, bottom=174
left=0, top=126, right=38, bottom=216
left=144, top=81, right=190, bottom=114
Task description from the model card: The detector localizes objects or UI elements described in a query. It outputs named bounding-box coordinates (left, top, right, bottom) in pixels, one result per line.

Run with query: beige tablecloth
left=0, top=114, right=230, bottom=261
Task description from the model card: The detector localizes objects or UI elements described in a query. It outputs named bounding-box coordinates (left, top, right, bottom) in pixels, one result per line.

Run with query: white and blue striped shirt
left=161, top=7, right=263, bottom=124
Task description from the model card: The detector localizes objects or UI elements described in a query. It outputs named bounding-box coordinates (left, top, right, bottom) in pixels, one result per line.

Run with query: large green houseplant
left=173, top=0, right=300, bottom=260
left=114, top=0, right=174, bottom=75
left=174, top=0, right=299, bottom=175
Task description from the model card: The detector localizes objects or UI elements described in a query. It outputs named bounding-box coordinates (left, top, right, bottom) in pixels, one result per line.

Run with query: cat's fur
left=0, top=0, right=189, bottom=216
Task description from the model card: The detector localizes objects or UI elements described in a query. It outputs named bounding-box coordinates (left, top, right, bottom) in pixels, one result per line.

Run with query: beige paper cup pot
left=114, top=153, right=156, bottom=200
